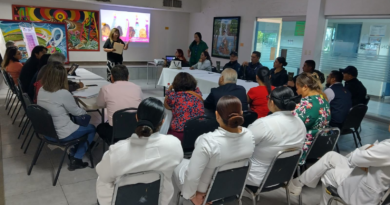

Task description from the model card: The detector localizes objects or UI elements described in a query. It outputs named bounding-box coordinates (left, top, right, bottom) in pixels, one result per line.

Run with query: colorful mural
left=12, top=5, right=99, bottom=51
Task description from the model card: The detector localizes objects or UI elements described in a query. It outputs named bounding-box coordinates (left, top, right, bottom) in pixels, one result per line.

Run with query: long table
left=157, top=67, right=258, bottom=94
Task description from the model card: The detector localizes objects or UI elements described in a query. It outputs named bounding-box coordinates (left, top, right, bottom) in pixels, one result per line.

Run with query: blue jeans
left=46, top=124, right=96, bottom=159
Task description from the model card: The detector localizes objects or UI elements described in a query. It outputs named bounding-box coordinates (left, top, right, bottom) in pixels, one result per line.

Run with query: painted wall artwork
left=212, top=17, right=241, bottom=59
left=12, top=5, right=99, bottom=51
left=0, top=20, right=69, bottom=63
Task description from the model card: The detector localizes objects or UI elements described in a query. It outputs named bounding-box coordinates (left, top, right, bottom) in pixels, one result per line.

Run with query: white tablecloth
left=157, top=67, right=258, bottom=94
left=68, top=68, right=105, bottom=80
left=72, top=80, right=110, bottom=110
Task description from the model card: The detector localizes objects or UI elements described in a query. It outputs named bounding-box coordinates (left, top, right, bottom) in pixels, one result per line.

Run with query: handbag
left=71, top=114, right=91, bottom=127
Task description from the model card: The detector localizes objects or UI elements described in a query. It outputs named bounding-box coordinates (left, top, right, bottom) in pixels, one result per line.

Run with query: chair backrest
left=183, top=116, right=219, bottom=151
left=341, top=104, right=368, bottom=130
left=242, top=111, right=258, bottom=128
left=26, top=105, right=59, bottom=140
left=17, top=78, right=24, bottom=93
left=363, top=95, right=370, bottom=106
left=257, top=148, right=302, bottom=194
left=203, top=159, right=251, bottom=205
left=304, top=128, right=340, bottom=163
left=22, top=93, right=32, bottom=107
left=112, top=108, right=138, bottom=144
left=112, top=171, right=163, bottom=205
left=1, top=69, right=9, bottom=87
left=381, top=188, right=390, bottom=205
left=3, top=71, right=16, bottom=92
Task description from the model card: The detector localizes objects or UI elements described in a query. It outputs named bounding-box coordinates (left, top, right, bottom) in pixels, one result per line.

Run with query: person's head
left=268, top=87, right=301, bottom=113
left=256, top=66, right=272, bottom=94
left=251, top=51, right=261, bottom=64
left=172, top=72, right=197, bottom=92
left=296, top=72, right=328, bottom=101
left=41, top=62, right=69, bottom=92
left=6, top=41, right=15, bottom=48
left=31, top=46, right=48, bottom=60
left=340, top=66, right=358, bottom=81
left=1, top=46, right=22, bottom=68
left=201, top=51, right=211, bottom=62
left=109, top=28, right=120, bottom=41
left=274, top=57, right=288, bottom=69
left=326, top=70, right=344, bottom=87
left=219, top=68, right=237, bottom=86
left=229, top=51, right=238, bottom=62
left=175, top=49, right=184, bottom=58
left=110, top=64, right=129, bottom=82
left=38, top=54, right=51, bottom=69
left=216, top=95, right=244, bottom=129
left=194, top=32, right=202, bottom=43
left=135, top=97, right=165, bottom=137
left=303, top=60, right=316, bottom=73
left=48, top=52, right=66, bottom=65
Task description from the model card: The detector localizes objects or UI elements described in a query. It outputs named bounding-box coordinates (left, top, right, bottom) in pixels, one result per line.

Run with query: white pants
left=170, top=159, right=190, bottom=205
left=299, top=151, right=354, bottom=205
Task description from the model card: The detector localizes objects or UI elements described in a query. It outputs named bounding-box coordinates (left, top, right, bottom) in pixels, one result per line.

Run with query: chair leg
left=7, top=95, right=16, bottom=115
left=351, top=132, right=358, bottom=148
left=336, top=144, right=340, bottom=153
left=286, top=186, right=291, bottom=205
left=4, top=89, right=11, bottom=107
left=24, top=131, right=35, bottom=154
left=297, top=166, right=303, bottom=205
left=22, top=119, right=29, bottom=135
left=12, top=105, right=22, bottom=124
left=176, top=192, right=181, bottom=205
left=19, top=113, right=26, bottom=127
left=53, top=146, right=70, bottom=186
left=21, top=124, right=33, bottom=149
left=86, top=141, right=94, bottom=168
left=10, top=101, right=20, bottom=119
left=18, top=119, right=29, bottom=139
left=28, top=139, right=44, bottom=175
left=354, top=129, right=363, bottom=146
left=5, top=93, right=13, bottom=110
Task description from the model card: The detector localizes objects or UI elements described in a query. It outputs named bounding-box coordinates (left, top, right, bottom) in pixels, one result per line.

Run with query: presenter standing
left=103, top=28, right=129, bottom=81
left=188, top=32, right=208, bottom=67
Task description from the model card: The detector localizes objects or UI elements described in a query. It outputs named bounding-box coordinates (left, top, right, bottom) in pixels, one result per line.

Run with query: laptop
left=68, top=63, right=79, bottom=76
left=165, top=55, right=176, bottom=64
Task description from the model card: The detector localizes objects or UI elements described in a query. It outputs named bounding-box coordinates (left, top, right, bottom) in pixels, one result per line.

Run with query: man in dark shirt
left=340, top=66, right=367, bottom=106
left=287, top=60, right=325, bottom=95
left=241, top=51, right=263, bottom=82
left=223, top=51, right=241, bottom=78
left=204, top=68, right=248, bottom=113
left=324, top=70, right=352, bottom=128
left=19, top=45, right=47, bottom=92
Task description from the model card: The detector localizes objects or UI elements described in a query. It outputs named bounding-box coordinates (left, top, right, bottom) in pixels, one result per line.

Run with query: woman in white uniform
left=96, top=97, right=184, bottom=205
left=246, top=86, right=306, bottom=187
left=172, top=95, right=255, bottom=205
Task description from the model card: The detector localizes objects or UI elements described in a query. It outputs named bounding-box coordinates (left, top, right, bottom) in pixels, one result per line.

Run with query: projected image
left=101, top=10, right=150, bottom=43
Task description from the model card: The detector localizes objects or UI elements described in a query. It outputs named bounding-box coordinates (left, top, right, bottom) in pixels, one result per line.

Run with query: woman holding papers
left=103, top=28, right=129, bottom=81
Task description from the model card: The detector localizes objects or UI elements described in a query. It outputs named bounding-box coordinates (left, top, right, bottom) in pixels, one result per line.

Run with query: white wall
left=325, top=0, right=390, bottom=16
left=0, top=0, right=191, bottom=62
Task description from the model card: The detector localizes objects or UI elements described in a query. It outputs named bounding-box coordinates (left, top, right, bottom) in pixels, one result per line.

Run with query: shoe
left=68, top=156, right=89, bottom=171
left=287, top=179, right=302, bottom=196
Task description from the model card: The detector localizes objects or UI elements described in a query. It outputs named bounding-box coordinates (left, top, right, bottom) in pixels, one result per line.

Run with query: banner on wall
left=0, top=20, right=69, bottom=63
left=294, top=21, right=306, bottom=36
left=12, top=5, right=99, bottom=51
left=369, top=25, right=387, bottom=37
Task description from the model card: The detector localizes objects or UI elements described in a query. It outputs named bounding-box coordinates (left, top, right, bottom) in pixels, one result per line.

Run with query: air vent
left=163, top=0, right=182, bottom=8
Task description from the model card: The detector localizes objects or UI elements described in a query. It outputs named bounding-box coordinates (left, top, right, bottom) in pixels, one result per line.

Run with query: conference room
left=0, top=0, right=389, bottom=204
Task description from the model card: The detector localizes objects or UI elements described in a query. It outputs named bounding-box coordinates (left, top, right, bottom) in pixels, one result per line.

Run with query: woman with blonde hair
left=103, top=28, right=129, bottom=80
left=38, top=62, right=96, bottom=171
left=293, top=72, right=331, bottom=163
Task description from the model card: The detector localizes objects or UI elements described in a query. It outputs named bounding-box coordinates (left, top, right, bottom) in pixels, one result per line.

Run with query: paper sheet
left=113, top=42, right=124, bottom=55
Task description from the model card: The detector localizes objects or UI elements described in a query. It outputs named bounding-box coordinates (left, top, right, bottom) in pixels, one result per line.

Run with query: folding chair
left=244, top=148, right=302, bottom=205
left=1, top=69, right=12, bottom=108
left=340, top=105, right=368, bottom=148
left=327, top=186, right=390, bottom=205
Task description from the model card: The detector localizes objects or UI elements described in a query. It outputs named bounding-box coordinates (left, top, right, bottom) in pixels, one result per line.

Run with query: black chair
left=1, top=69, right=12, bottom=108
left=26, top=105, right=94, bottom=186
left=363, top=95, right=370, bottom=106
left=242, top=111, right=258, bottom=128
left=16, top=79, right=27, bottom=127
left=111, top=171, right=163, bottom=205
left=182, top=116, right=219, bottom=156
left=340, top=104, right=368, bottom=148
left=3, top=72, right=19, bottom=114
left=20, top=93, right=35, bottom=154
left=111, top=108, right=138, bottom=145
left=327, top=186, right=390, bottom=205
left=244, top=148, right=302, bottom=205
left=177, top=159, right=251, bottom=205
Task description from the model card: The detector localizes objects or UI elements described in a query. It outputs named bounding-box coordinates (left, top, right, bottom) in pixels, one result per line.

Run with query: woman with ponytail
left=96, top=97, right=183, bottom=205
left=247, top=67, right=275, bottom=118
left=293, top=72, right=331, bottom=163
left=246, top=86, right=306, bottom=187
left=171, top=96, right=255, bottom=205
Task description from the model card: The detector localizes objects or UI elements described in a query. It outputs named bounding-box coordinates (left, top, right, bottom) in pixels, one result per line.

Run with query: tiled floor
left=0, top=74, right=389, bottom=205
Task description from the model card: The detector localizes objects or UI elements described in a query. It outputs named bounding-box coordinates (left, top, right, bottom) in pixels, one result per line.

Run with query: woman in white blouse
left=190, top=51, right=212, bottom=71
left=246, top=86, right=306, bottom=187
left=171, top=95, right=255, bottom=205
left=96, top=97, right=184, bottom=205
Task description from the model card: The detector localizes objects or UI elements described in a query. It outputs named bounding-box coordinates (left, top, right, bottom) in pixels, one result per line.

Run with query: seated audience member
left=96, top=65, right=143, bottom=144
left=339, top=66, right=367, bottom=106
left=270, top=57, right=289, bottom=87
left=175, top=49, right=190, bottom=67
left=247, top=67, right=275, bottom=118
left=0, top=41, right=16, bottom=67
left=28, top=54, right=51, bottom=100
left=96, top=97, right=183, bottom=205
left=2, top=46, right=23, bottom=85
left=204, top=68, right=248, bottom=112
left=171, top=96, right=255, bottom=205
left=293, top=72, right=330, bottom=163
left=241, top=51, right=263, bottom=82
left=190, top=51, right=212, bottom=71
left=247, top=86, right=305, bottom=187
left=287, top=60, right=325, bottom=95
left=37, top=62, right=96, bottom=170
left=289, top=138, right=390, bottom=205
left=223, top=51, right=241, bottom=77
left=19, top=45, right=48, bottom=92
left=324, top=70, right=352, bottom=128
left=164, top=72, right=204, bottom=141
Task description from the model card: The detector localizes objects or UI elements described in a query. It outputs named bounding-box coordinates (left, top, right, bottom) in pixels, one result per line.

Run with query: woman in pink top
left=2, top=47, right=23, bottom=85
